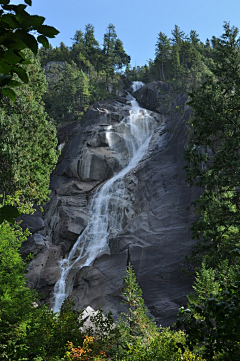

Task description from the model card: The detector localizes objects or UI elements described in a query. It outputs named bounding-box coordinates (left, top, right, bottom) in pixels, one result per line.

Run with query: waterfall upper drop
left=131, top=81, right=145, bottom=92
left=53, top=83, right=156, bottom=313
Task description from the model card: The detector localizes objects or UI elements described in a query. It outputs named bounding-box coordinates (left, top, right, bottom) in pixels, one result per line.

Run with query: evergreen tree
left=114, top=38, right=131, bottom=70
left=189, top=30, right=200, bottom=46
left=84, top=24, right=100, bottom=69
left=170, top=25, right=185, bottom=85
left=155, top=32, right=171, bottom=80
left=119, top=265, right=157, bottom=340
left=103, top=23, right=117, bottom=90
left=47, top=61, right=90, bottom=124
left=184, top=22, right=240, bottom=269
left=59, top=41, right=70, bottom=62
left=71, top=30, right=85, bottom=68
left=180, top=23, right=240, bottom=359
left=0, top=51, right=58, bottom=204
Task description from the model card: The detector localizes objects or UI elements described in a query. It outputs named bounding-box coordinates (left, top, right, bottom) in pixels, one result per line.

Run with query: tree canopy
left=178, top=23, right=240, bottom=360
left=0, top=0, right=59, bottom=100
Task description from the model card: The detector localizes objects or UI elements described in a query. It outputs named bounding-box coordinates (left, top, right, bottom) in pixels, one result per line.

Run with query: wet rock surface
left=22, top=83, right=199, bottom=325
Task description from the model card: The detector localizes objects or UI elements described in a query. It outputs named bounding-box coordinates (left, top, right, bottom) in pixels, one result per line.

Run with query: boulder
left=133, top=81, right=188, bottom=116
left=20, top=213, right=44, bottom=234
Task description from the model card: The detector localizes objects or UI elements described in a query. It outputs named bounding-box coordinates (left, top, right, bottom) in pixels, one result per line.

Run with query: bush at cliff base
left=63, top=265, right=204, bottom=361
left=119, top=328, right=204, bottom=361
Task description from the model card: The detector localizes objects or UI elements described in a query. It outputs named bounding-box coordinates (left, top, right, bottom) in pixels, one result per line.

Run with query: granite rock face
left=43, top=61, right=66, bottom=83
left=22, top=83, right=199, bottom=326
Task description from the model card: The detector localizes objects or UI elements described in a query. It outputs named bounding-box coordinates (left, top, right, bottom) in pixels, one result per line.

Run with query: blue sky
left=10, top=0, right=240, bottom=66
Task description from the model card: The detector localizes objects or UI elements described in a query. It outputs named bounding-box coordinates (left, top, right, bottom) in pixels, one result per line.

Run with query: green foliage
left=25, top=299, right=84, bottom=360
left=110, top=266, right=202, bottom=361
left=0, top=236, right=205, bottom=361
left=119, top=265, right=157, bottom=341
left=0, top=205, right=20, bottom=223
left=0, top=293, right=85, bottom=360
left=0, top=0, right=59, bottom=94
left=86, top=309, right=117, bottom=351
left=0, top=2, right=59, bottom=221
left=183, top=23, right=240, bottom=269
left=0, top=219, right=36, bottom=360
left=102, top=23, right=130, bottom=90
left=0, top=51, right=58, bottom=204
left=61, top=266, right=203, bottom=361
left=38, top=23, right=130, bottom=124
left=187, top=262, right=219, bottom=307
left=128, top=24, right=215, bottom=91
left=179, top=23, right=240, bottom=361
left=121, top=328, right=204, bottom=361
left=44, top=61, right=90, bottom=124
left=0, top=221, right=31, bottom=317
left=0, top=228, right=85, bottom=360
left=155, top=31, right=171, bottom=81
left=179, top=267, right=240, bottom=360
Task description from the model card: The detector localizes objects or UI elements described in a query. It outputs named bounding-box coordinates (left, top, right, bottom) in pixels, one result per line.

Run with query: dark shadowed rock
left=20, top=213, right=44, bottom=233
left=133, top=81, right=188, bottom=116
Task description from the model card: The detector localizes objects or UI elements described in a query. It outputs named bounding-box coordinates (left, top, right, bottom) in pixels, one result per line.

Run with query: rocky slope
left=21, top=82, right=200, bottom=326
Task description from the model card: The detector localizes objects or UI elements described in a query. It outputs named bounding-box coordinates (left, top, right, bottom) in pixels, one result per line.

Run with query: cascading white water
left=53, top=85, right=156, bottom=313
left=131, top=81, right=145, bottom=92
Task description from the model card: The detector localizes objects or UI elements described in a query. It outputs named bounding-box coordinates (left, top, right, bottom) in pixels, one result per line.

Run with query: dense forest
left=37, top=22, right=216, bottom=125
left=38, top=23, right=130, bottom=124
left=1, top=0, right=240, bottom=360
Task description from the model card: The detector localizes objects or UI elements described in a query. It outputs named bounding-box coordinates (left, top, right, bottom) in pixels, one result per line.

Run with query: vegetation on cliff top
left=38, top=23, right=130, bottom=124
left=38, top=22, right=216, bottom=125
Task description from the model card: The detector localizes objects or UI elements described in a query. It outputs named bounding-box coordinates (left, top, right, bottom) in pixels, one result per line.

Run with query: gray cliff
left=21, top=81, right=199, bottom=326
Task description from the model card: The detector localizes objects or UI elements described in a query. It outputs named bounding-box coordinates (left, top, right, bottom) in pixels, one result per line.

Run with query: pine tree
left=114, top=38, right=131, bottom=70
left=103, top=23, right=117, bottom=90
left=119, top=265, right=157, bottom=340
left=48, top=62, right=90, bottom=123
left=179, top=25, right=240, bottom=360
left=184, top=22, right=240, bottom=269
left=84, top=24, right=100, bottom=69
left=155, top=32, right=171, bottom=80
left=71, top=30, right=86, bottom=68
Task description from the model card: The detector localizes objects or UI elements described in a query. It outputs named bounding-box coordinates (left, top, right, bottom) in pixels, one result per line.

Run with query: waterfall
left=53, top=83, right=156, bottom=313
left=131, top=81, right=145, bottom=92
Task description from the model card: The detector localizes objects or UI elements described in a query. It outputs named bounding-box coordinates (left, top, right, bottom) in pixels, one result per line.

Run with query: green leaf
left=24, top=0, right=32, bottom=5
left=37, top=34, right=49, bottom=48
left=0, top=74, right=12, bottom=87
left=1, top=14, right=20, bottom=28
left=37, top=24, right=59, bottom=38
left=15, top=29, right=38, bottom=54
left=3, top=49, right=22, bottom=65
left=8, top=79, right=22, bottom=87
left=0, top=205, right=20, bottom=222
left=12, top=66, right=29, bottom=83
left=1, top=0, right=10, bottom=5
left=15, top=4, right=27, bottom=13
left=2, top=87, right=16, bottom=101
left=18, top=51, right=32, bottom=64
left=0, top=33, right=27, bottom=51
left=20, top=58, right=31, bottom=65
left=2, top=4, right=16, bottom=11
left=30, top=15, right=45, bottom=27
left=0, top=59, right=11, bottom=72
